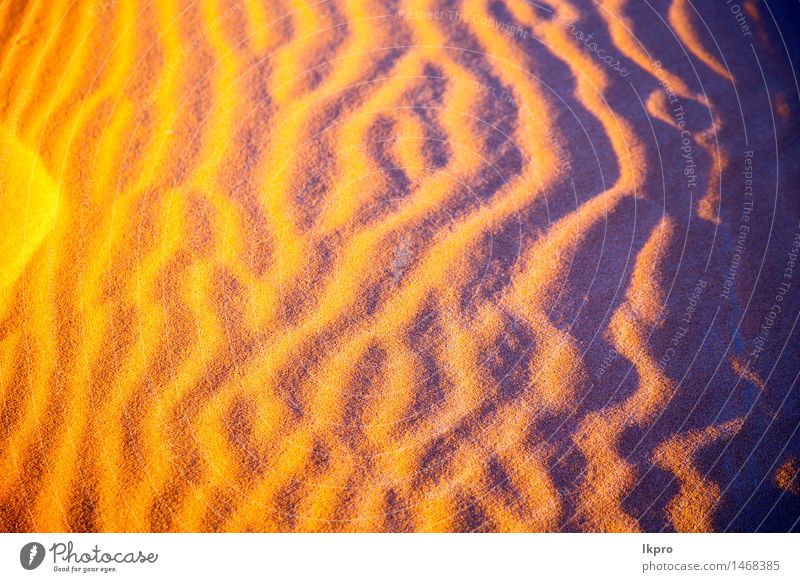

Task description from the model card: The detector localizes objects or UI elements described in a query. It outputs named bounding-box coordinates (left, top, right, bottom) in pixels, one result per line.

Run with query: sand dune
left=0, top=0, right=798, bottom=532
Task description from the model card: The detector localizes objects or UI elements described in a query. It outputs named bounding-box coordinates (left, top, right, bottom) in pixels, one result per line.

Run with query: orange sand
left=0, top=0, right=798, bottom=532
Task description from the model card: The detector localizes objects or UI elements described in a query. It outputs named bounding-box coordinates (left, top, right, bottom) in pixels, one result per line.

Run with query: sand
left=0, top=0, right=798, bottom=532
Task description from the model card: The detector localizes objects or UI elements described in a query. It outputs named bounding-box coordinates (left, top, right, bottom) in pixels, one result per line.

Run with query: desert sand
left=0, top=0, right=798, bottom=532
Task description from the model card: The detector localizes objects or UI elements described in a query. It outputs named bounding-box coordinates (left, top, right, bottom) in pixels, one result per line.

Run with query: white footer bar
left=0, top=533, right=796, bottom=581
